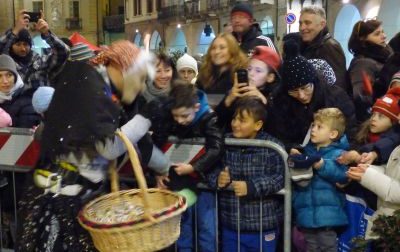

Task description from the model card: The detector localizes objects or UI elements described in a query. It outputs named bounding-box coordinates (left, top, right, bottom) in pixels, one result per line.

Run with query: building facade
left=0, top=0, right=125, bottom=46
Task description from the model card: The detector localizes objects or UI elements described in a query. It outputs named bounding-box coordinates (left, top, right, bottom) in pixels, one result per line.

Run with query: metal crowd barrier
left=166, top=137, right=291, bottom=252
left=0, top=129, right=291, bottom=252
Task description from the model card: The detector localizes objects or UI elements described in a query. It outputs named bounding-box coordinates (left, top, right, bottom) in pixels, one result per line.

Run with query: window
left=69, top=0, right=80, bottom=18
left=133, top=0, right=142, bottom=16
left=118, top=6, right=124, bottom=15
left=147, top=0, right=153, bottom=13
left=156, top=0, right=161, bottom=11
left=33, top=1, right=44, bottom=12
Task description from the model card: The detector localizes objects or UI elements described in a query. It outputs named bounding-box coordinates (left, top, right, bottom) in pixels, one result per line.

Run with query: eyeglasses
left=288, top=83, right=314, bottom=96
left=357, top=16, right=378, bottom=37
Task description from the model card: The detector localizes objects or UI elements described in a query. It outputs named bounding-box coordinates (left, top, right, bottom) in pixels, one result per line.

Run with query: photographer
left=214, top=46, right=281, bottom=132
left=0, top=10, right=69, bottom=93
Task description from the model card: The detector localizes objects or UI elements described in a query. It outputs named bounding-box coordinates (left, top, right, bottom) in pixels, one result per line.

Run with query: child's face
left=171, top=105, right=199, bottom=126
left=178, top=67, right=196, bottom=83
left=310, top=120, right=337, bottom=147
left=231, top=110, right=263, bottom=139
left=248, top=59, right=274, bottom=88
left=370, top=112, right=392, bottom=133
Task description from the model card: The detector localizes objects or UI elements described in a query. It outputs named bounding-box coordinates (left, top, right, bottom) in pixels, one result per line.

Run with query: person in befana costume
left=16, top=41, right=168, bottom=252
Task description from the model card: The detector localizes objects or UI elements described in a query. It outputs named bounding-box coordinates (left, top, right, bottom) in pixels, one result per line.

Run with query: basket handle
left=114, top=130, right=156, bottom=223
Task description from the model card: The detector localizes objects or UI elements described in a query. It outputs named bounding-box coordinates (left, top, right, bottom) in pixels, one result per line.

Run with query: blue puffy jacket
left=293, top=135, right=349, bottom=228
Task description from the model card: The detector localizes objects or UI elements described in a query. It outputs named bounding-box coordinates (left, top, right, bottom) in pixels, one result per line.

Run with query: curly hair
left=91, top=40, right=140, bottom=72
left=197, top=33, right=248, bottom=90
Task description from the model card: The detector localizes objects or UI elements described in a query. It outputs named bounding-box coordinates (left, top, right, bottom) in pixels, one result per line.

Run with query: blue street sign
left=285, top=13, right=296, bottom=25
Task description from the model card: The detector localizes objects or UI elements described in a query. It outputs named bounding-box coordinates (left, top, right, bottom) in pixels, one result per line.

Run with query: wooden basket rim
left=78, top=188, right=186, bottom=229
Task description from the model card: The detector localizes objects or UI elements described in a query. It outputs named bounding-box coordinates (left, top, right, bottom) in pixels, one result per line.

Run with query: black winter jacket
left=232, top=24, right=278, bottom=55
left=359, top=126, right=400, bottom=165
left=300, top=28, right=348, bottom=92
left=197, top=68, right=233, bottom=95
left=0, top=89, right=41, bottom=128
left=265, top=78, right=357, bottom=151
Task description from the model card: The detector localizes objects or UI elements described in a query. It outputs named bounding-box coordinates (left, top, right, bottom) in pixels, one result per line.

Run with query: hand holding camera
left=14, top=10, right=49, bottom=36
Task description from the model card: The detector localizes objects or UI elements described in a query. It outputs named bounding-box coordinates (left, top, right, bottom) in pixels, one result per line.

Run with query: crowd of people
left=0, top=3, right=400, bottom=252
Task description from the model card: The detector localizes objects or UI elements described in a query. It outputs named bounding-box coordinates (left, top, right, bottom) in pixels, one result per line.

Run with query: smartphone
left=236, top=68, right=248, bottom=85
left=24, top=11, right=41, bottom=23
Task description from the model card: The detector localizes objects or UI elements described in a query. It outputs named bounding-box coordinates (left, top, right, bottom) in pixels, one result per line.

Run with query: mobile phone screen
left=236, top=69, right=248, bottom=85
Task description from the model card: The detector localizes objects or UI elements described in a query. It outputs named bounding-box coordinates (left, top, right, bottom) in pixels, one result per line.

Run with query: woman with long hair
left=197, top=33, right=248, bottom=95
left=348, top=19, right=393, bottom=122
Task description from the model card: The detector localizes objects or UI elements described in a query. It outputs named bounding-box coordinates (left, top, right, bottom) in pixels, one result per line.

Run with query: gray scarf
left=142, top=80, right=171, bottom=102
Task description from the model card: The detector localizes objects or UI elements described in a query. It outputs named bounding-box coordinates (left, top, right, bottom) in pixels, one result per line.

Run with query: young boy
left=156, top=83, right=223, bottom=252
left=214, top=97, right=285, bottom=252
left=290, top=108, right=349, bottom=251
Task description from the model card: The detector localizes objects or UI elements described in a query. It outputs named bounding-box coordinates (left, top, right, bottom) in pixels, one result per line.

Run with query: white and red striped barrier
left=0, top=128, right=40, bottom=172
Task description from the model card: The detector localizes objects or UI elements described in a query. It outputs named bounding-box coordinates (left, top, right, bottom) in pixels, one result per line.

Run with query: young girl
left=338, top=87, right=400, bottom=166
left=215, top=45, right=281, bottom=131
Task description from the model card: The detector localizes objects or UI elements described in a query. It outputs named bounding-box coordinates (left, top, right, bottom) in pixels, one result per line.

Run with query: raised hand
left=13, top=10, right=30, bottom=34
left=36, top=11, right=49, bottom=36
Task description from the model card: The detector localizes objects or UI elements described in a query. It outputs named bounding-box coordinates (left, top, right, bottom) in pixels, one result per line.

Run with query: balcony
left=184, top=0, right=200, bottom=19
left=158, top=0, right=201, bottom=20
left=66, top=17, right=82, bottom=30
left=103, top=14, right=125, bottom=32
left=157, top=5, right=180, bottom=20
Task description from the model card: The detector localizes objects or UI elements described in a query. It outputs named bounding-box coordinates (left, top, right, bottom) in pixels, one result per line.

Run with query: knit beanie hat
left=13, top=29, right=32, bottom=47
left=390, top=71, right=400, bottom=88
left=70, top=43, right=95, bottom=61
left=0, top=108, right=12, bottom=127
left=231, top=1, right=253, bottom=19
left=176, top=54, right=198, bottom=75
left=308, top=59, right=336, bottom=86
left=32, top=86, right=55, bottom=114
left=251, top=46, right=281, bottom=72
left=0, top=54, right=18, bottom=81
left=372, top=87, right=400, bottom=122
left=282, top=39, right=317, bottom=90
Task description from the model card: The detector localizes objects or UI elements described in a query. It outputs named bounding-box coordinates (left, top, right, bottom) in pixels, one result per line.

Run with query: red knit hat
left=372, top=87, right=400, bottom=122
left=251, top=46, right=281, bottom=72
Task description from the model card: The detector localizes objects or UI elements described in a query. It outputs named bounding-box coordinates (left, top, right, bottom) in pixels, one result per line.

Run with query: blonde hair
left=91, top=40, right=140, bottom=72
left=301, top=6, right=326, bottom=20
left=197, top=33, right=248, bottom=89
left=314, top=108, right=346, bottom=140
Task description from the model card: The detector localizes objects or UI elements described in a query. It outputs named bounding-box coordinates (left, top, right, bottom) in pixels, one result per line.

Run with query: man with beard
left=230, top=2, right=277, bottom=55
left=0, top=10, right=69, bottom=93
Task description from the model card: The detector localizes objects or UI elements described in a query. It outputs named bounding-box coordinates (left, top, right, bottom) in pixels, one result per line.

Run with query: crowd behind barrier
left=0, top=129, right=291, bottom=252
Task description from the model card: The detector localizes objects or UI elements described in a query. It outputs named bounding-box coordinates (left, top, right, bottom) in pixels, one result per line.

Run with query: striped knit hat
left=70, top=43, right=95, bottom=61
left=372, top=87, right=400, bottom=122
left=390, top=71, right=400, bottom=87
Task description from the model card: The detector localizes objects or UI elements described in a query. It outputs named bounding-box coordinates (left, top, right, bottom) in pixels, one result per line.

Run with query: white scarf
left=0, top=74, right=24, bottom=103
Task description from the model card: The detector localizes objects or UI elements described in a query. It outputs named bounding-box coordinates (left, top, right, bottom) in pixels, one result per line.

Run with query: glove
left=288, top=153, right=322, bottom=169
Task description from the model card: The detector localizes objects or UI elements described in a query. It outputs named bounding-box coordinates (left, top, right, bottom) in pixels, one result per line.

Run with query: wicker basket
left=78, top=130, right=187, bottom=252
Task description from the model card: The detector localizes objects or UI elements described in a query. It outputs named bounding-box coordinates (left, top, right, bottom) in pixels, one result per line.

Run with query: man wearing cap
left=0, top=10, right=69, bottom=93
left=230, top=2, right=277, bottom=55
left=297, top=6, right=348, bottom=91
